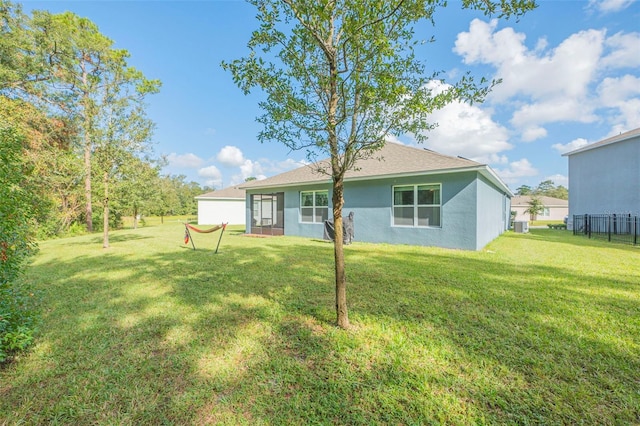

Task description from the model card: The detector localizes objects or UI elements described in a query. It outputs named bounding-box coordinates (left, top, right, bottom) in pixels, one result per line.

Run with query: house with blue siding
left=562, top=127, right=640, bottom=230
left=240, top=142, right=512, bottom=250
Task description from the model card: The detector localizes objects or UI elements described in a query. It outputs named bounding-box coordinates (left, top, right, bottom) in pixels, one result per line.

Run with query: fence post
left=635, top=217, right=638, bottom=246
left=586, top=214, right=590, bottom=238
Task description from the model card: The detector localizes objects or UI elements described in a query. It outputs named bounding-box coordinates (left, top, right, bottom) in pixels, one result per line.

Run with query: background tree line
left=1, top=1, right=208, bottom=239
left=515, top=179, right=568, bottom=200
left=0, top=1, right=207, bottom=361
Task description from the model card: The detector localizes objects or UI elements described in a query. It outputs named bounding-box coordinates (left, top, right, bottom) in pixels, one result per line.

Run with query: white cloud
left=601, top=32, right=640, bottom=69
left=597, top=75, right=640, bottom=130
left=588, top=0, right=635, bottom=13
left=197, top=165, right=223, bottom=188
left=239, top=159, right=264, bottom=180
left=272, top=158, right=309, bottom=172
left=493, top=158, right=538, bottom=184
left=521, top=126, right=547, bottom=142
left=511, top=97, right=598, bottom=129
left=544, top=174, right=569, bottom=187
left=454, top=19, right=527, bottom=67
left=454, top=20, right=640, bottom=139
left=167, top=153, right=205, bottom=168
left=216, top=145, right=245, bottom=167
left=597, top=75, right=640, bottom=105
left=455, top=21, right=605, bottom=101
left=198, top=165, right=222, bottom=178
left=552, top=137, right=590, bottom=154
left=413, top=82, right=512, bottom=164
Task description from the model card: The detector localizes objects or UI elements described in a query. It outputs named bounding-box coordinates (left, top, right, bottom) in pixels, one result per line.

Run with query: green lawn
left=1, top=224, right=639, bottom=424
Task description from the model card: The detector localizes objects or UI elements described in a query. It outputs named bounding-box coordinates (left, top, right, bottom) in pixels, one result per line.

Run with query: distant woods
left=0, top=1, right=207, bottom=240
left=515, top=180, right=568, bottom=200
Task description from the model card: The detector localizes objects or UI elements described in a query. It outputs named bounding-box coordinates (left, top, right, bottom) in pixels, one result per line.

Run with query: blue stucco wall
left=246, top=171, right=509, bottom=250
left=475, top=174, right=510, bottom=250
left=568, top=137, right=640, bottom=222
left=341, top=172, right=479, bottom=249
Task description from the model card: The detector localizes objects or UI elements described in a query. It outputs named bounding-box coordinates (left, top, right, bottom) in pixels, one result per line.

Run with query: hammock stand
left=184, top=222, right=227, bottom=253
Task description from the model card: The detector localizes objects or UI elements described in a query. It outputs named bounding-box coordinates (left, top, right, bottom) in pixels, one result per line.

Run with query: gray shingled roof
left=196, top=185, right=245, bottom=200
left=511, top=195, right=568, bottom=207
left=562, top=127, right=640, bottom=156
left=240, top=142, right=509, bottom=192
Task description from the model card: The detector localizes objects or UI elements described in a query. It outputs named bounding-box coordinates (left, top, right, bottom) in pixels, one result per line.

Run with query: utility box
left=514, top=221, right=529, bottom=233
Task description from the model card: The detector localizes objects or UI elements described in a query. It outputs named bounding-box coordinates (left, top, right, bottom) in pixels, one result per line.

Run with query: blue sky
left=24, top=0, right=640, bottom=191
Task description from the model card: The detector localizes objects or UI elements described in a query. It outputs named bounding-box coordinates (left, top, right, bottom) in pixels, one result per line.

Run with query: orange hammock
left=184, top=222, right=227, bottom=252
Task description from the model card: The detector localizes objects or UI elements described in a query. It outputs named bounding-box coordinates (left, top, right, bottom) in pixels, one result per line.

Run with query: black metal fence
left=573, top=214, right=639, bottom=246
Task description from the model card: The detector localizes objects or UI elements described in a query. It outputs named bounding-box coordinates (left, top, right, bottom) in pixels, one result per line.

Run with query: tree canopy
left=224, top=0, right=536, bottom=328
left=516, top=180, right=568, bottom=200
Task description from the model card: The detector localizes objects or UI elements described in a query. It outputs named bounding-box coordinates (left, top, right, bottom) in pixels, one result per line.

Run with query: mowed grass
left=1, top=224, right=639, bottom=425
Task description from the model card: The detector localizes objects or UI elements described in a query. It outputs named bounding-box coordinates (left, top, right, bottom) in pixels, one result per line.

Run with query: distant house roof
left=511, top=195, right=568, bottom=207
left=562, top=127, right=640, bottom=156
left=240, top=142, right=512, bottom=196
left=195, top=185, right=245, bottom=200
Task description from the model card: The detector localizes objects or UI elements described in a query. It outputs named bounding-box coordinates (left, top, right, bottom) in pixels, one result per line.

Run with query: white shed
left=196, top=185, right=246, bottom=226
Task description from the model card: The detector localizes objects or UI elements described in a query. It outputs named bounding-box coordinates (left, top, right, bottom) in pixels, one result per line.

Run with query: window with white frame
left=393, top=184, right=441, bottom=227
left=300, top=190, right=329, bottom=223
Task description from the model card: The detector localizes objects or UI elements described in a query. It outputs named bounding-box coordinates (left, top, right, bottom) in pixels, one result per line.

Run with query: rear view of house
left=240, top=142, right=512, bottom=250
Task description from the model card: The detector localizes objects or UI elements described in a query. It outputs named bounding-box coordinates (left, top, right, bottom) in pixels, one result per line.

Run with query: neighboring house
left=562, top=127, right=640, bottom=230
left=239, top=142, right=512, bottom=251
left=195, top=185, right=246, bottom=225
left=511, top=195, right=568, bottom=221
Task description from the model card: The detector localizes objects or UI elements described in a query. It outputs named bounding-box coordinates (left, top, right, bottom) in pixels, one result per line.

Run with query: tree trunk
left=332, top=179, right=349, bottom=329
left=103, top=171, right=109, bottom=248
left=133, top=206, right=139, bottom=229
left=84, top=132, right=93, bottom=232
left=82, top=66, right=93, bottom=233
left=325, top=14, right=349, bottom=328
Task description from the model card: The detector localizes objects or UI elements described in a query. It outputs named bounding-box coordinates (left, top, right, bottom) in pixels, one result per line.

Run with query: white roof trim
left=562, top=127, right=640, bottom=156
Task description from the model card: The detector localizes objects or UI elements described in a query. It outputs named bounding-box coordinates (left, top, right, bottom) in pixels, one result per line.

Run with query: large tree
left=224, top=0, right=536, bottom=328
left=92, top=54, right=159, bottom=248
left=27, top=10, right=160, bottom=233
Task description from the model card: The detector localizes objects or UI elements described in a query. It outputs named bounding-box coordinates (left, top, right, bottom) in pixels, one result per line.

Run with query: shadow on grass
left=68, top=233, right=155, bottom=245
left=525, top=228, right=640, bottom=251
left=2, top=230, right=639, bottom=424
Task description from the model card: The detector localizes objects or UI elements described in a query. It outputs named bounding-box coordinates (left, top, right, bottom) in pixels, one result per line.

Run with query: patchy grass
left=121, top=215, right=197, bottom=229
left=1, top=225, right=639, bottom=425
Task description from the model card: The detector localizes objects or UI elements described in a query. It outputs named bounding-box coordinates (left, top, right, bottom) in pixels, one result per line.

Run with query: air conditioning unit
left=514, top=221, right=529, bottom=233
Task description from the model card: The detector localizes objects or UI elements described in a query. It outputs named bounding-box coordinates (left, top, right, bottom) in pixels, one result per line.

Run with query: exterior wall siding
left=246, top=171, right=509, bottom=250
left=197, top=199, right=246, bottom=225
left=568, top=137, right=640, bottom=225
left=475, top=175, right=509, bottom=250
left=341, top=176, right=477, bottom=248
